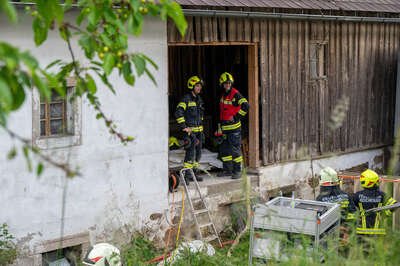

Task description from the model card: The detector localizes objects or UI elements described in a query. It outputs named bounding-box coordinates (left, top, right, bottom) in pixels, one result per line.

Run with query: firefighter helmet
left=82, top=243, right=122, bottom=266
left=360, top=169, right=380, bottom=188
left=319, top=167, right=339, bottom=186
left=219, top=72, right=234, bottom=85
left=187, top=76, right=203, bottom=90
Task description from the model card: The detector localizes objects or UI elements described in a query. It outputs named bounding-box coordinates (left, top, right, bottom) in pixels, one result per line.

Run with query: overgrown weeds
left=0, top=223, right=17, bottom=266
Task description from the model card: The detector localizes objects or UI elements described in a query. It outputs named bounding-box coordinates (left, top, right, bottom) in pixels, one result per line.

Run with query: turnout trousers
left=220, top=130, right=243, bottom=173
left=183, top=132, right=202, bottom=170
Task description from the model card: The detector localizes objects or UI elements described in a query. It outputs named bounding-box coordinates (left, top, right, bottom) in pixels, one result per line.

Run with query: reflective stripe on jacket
left=316, top=185, right=356, bottom=222
left=219, top=87, right=249, bottom=132
left=175, top=93, right=204, bottom=131
left=353, top=187, right=397, bottom=235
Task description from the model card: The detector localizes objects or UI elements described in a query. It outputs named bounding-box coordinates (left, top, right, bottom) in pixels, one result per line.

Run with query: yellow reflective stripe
left=190, top=126, right=203, bottom=132
left=238, top=109, right=247, bottom=116
left=188, top=101, right=196, bottom=107
left=238, top=98, right=248, bottom=105
left=221, top=99, right=233, bottom=105
left=359, top=203, right=367, bottom=228
left=221, top=155, right=233, bottom=162
left=340, top=200, right=349, bottom=208
left=183, top=162, right=193, bottom=168
left=375, top=203, right=383, bottom=228
left=221, top=121, right=241, bottom=131
left=178, top=102, right=187, bottom=110
left=233, top=156, right=243, bottom=163
left=176, top=117, right=185, bottom=123
left=193, top=162, right=200, bottom=168
left=346, top=213, right=355, bottom=221
left=356, top=228, right=386, bottom=235
left=387, top=197, right=396, bottom=205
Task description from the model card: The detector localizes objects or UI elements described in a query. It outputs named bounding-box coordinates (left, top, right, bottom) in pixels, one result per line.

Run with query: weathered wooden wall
left=168, top=16, right=399, bottom=165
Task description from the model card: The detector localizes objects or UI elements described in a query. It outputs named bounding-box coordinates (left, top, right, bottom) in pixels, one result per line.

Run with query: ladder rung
left=193, top=209, right=208, bottom=215
left=199, top=222, right=213, bottom=228
left=203, top=235, right=219, bottom=242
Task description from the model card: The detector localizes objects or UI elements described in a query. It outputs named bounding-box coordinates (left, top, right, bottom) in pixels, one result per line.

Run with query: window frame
left=310, top=40, right=328, bottom=80
left=32, top=77, right=82, bottom=149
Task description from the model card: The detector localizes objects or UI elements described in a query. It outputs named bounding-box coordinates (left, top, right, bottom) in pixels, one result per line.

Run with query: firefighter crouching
left=175, top=76, right=205, bottom=184
left=353, top=169, right=397, bottom=236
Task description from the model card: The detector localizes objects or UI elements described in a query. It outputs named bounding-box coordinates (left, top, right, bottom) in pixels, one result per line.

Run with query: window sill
left=35, top=134, right=81, bottom=149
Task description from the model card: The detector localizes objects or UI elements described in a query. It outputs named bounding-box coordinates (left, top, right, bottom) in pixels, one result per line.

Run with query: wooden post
left=248, top=44, right=260, bottom=168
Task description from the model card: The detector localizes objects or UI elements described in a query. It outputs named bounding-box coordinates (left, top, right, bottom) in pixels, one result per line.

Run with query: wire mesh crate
left=249, top=197, right=341, bottom=264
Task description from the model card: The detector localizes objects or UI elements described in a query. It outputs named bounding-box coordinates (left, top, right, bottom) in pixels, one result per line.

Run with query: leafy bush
left=0, top=223, right=16, bottom=266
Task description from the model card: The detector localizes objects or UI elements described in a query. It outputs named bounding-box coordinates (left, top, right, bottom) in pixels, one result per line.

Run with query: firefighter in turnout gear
left=175, top=76, right=205, bottom=183
left=217, top=72, right=249, bottom=179
left=353, top=169, right=397, bottom=235
left=316, top=167, right=356, bottom=222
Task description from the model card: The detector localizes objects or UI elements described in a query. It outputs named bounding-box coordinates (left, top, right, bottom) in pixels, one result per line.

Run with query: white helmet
left=82, top=243, right=122, bottom=266
left=319, top=167, right=339, bottom=186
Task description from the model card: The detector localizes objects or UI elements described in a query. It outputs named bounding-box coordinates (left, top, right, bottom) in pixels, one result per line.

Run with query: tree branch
left=2, top=126, right=79, bottom=177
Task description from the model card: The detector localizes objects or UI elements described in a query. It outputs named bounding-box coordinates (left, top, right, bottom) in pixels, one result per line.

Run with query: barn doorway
left=168, top=44, right=259, bottom=172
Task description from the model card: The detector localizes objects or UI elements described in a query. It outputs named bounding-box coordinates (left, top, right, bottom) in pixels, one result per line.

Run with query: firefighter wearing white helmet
left=82, top=243, right=122, bottom=266
left=316, top=167, right=356, bottom=221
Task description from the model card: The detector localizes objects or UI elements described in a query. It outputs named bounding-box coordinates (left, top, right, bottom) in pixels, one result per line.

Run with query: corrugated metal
left=176, top=0, right=400, bottom=13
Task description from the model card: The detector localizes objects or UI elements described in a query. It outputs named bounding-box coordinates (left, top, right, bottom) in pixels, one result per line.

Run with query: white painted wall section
left=0, top=12, right=169, bottom=256
left=259, top=148, right=384, bottom=199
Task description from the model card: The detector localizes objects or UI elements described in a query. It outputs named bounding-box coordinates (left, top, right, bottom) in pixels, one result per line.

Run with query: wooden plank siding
left=168, top=18, right=399, bottom=165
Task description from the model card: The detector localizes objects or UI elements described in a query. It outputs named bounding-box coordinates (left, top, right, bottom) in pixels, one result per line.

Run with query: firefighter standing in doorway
left=216, top=72, right=249, bottom=179
left=353, top=169, right=397, bottom=236
left=175, top=76, right=205, bottom=183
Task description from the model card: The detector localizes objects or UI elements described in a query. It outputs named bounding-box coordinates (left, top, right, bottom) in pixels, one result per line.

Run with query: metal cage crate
left=249, top=197, right=341, bottom=264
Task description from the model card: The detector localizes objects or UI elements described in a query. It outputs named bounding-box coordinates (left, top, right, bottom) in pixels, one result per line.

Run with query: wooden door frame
left=168, top=42, right=260, bottom=168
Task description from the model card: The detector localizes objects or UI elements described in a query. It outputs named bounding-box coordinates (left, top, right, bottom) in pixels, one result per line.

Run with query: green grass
left=121, top=228, right=400, bottom=266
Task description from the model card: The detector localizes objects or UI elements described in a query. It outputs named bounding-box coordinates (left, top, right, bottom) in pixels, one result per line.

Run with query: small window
left=32, top=78, right=82, bottom=149
left=40, top=91, right=68, bottom=137
left=310, top=41, right=328, bottom=79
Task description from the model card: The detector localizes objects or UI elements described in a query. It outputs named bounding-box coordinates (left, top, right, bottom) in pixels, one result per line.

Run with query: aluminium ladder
left=179, top=168, right=222, bottom=247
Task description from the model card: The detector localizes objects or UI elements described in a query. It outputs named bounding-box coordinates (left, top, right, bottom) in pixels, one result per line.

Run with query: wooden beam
left=248, top=44, right=260, bottom=168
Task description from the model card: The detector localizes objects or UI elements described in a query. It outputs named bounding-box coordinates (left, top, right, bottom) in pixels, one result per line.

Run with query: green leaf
left=32, top=73, right=50, bottom=100
left=46, top=59, right=62, bottom=70
left=165, top=1, right=187, bottom=37
left=87, top=8, right=100, bottom=27
left=22, top=146, right=32, bottom=172
left=132, top=54, right=145, bottom=76
left=103, top=53, right=115, bottom=75
left=144, top=68, right=157, bottom=86
left=59, top=26, right=71, bottom=41
left=127, top=13, right=143, bottom=36
left=96, top=113, right=102, bottom=120
left=95, top=72, right=115, bottom=94
left=32, top=18, right=49, bottom=46
left=140, top=53, right=158, bottom=70
left=0, top=0, right=17, bottom=23
left=0, top=77, right=13, bottom=111
left=78, top=35, right=95, bottom=59
left=20, top=51, right=39, bottom=71
left=10, top=83, right=26, bottom=111
left=86, top=74, right=97, bottom=94
left=122, top=62, right=135, bottom=86
left=36, top=163, right=44, bottom=176
left=7, top=147, right=17, bottom=160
